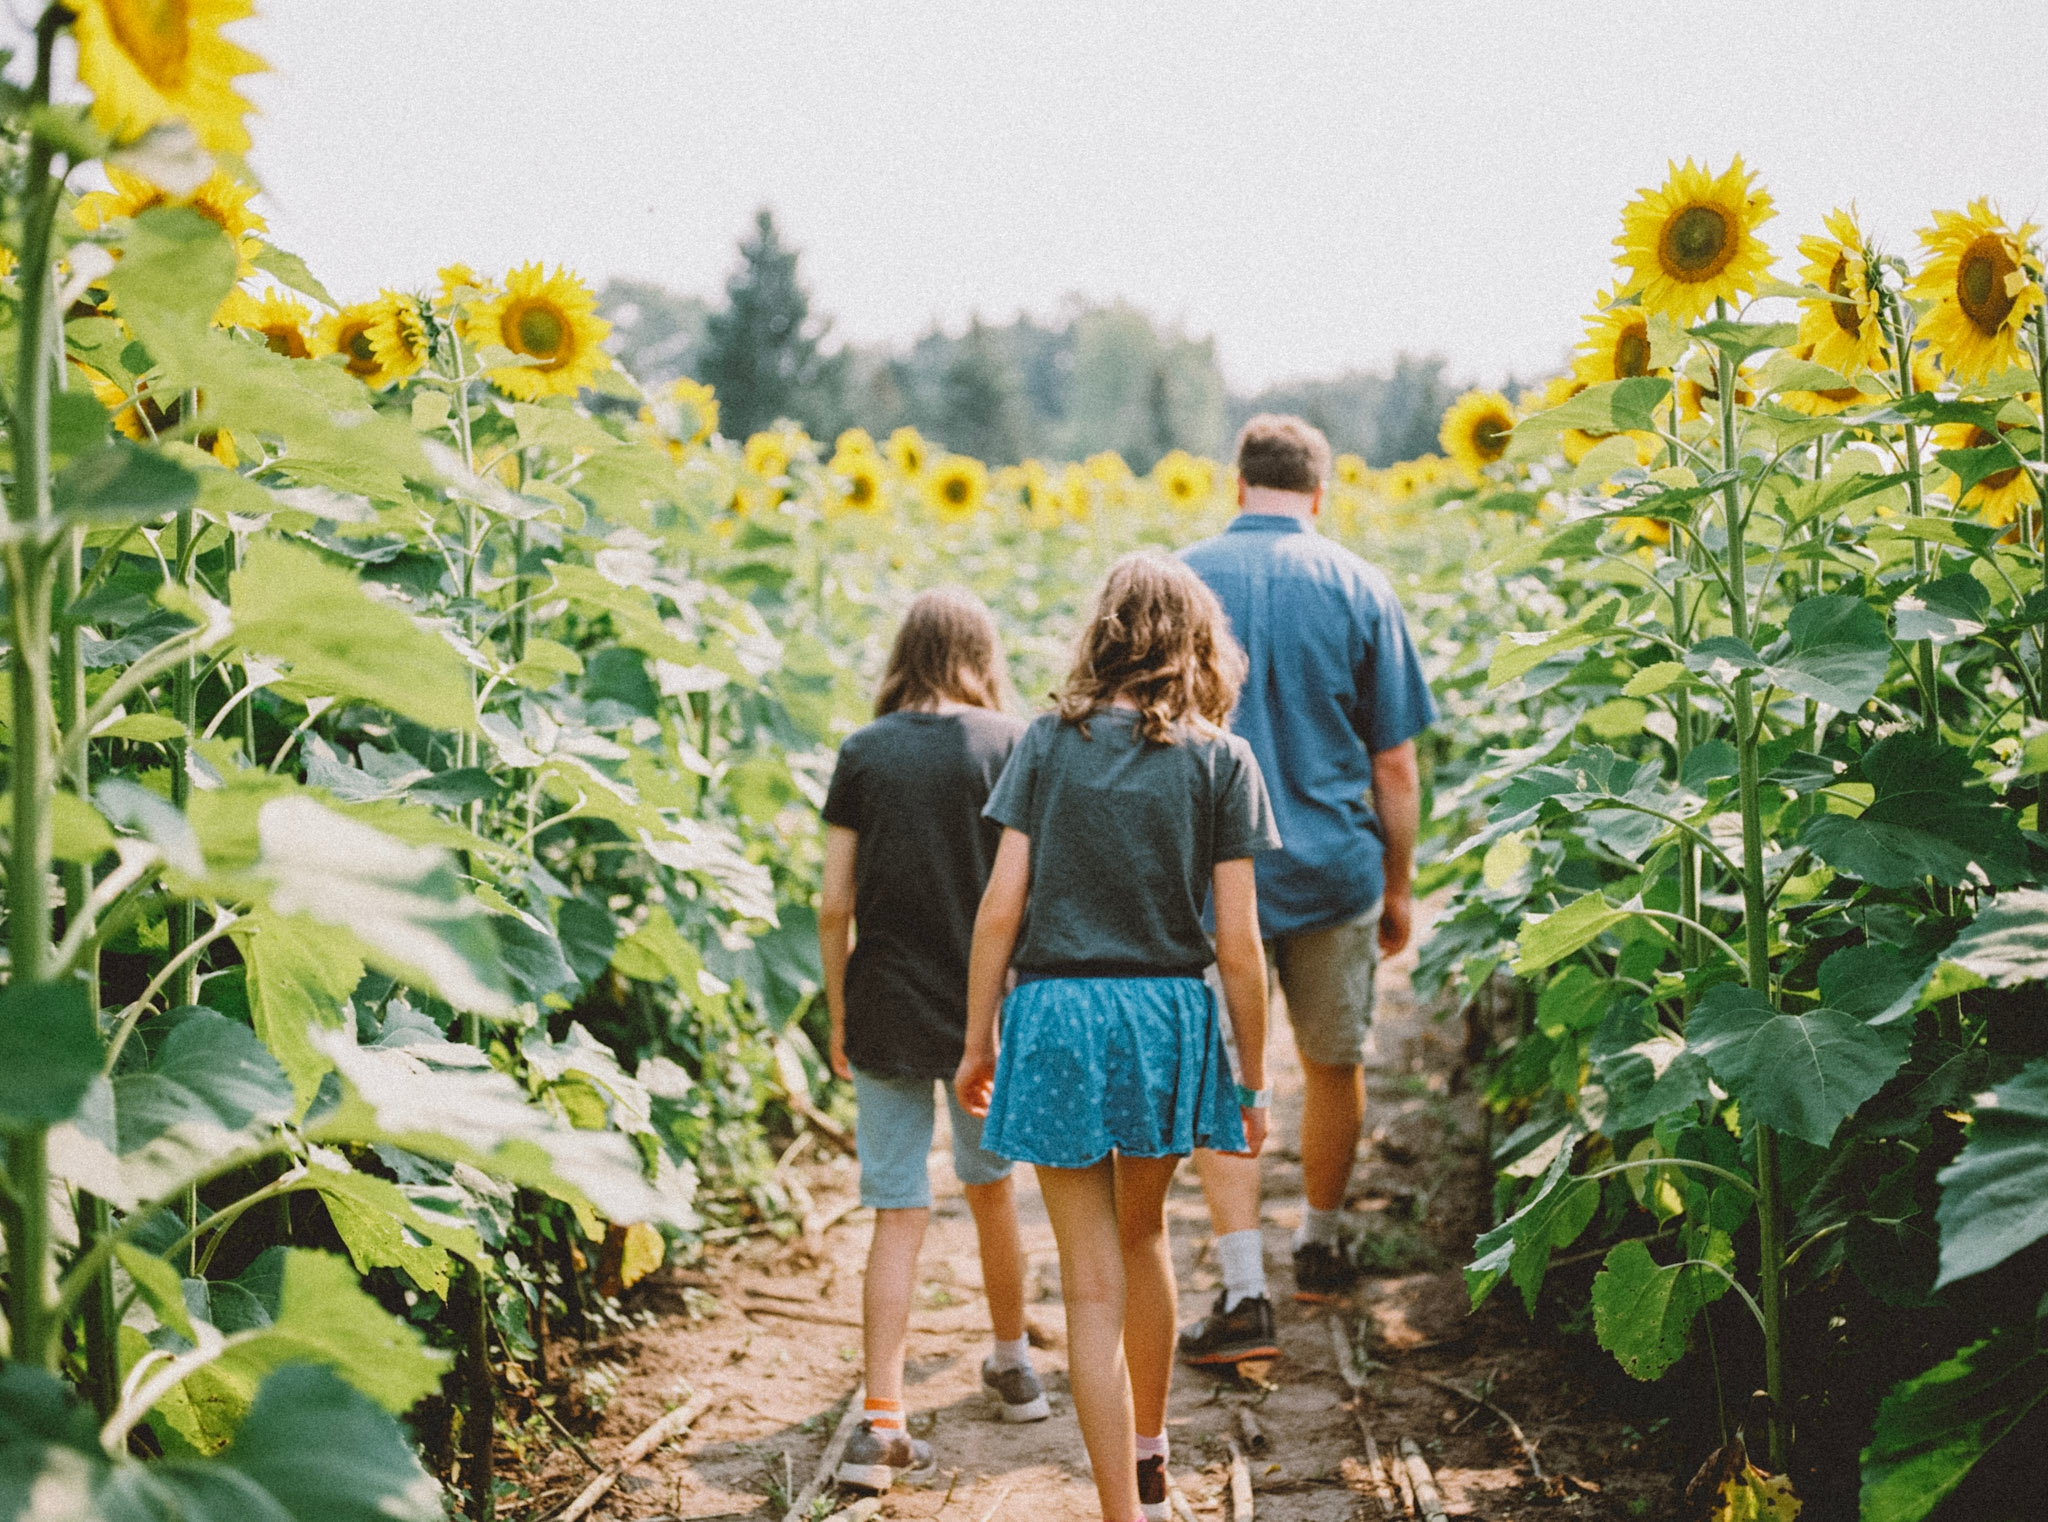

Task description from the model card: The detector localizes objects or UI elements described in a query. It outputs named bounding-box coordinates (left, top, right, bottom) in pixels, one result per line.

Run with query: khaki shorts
left=1214, top=903, right=1382, bottom=1072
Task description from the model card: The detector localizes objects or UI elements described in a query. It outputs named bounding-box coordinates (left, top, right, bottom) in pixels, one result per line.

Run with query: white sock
left=1295, top=1206, right=1344, bottom=1249
left=1215, top=1229, right=1267, bottom=1311
left=1135, top=1431, right=1169, bottom=1461
left=991, top=1335, right=1032, bottom=1372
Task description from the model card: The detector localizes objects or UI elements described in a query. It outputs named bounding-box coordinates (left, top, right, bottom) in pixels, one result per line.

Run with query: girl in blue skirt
left=956, top=554, right=1277, bottom=1522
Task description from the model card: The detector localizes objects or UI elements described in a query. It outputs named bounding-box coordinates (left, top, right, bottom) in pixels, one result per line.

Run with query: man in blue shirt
left=1176, top=414, right=1438, bottom=1364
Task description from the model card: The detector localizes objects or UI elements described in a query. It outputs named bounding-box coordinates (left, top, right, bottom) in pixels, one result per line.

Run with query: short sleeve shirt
left=1180, top=515, right=1438, bottom=936
left=823, top=708, right=1027, bottom=1078
left=982, top=709, right=1281, bottom=976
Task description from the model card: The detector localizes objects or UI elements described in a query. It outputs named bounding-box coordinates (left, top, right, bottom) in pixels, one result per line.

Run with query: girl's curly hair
left=1055, top=552, right=1246, bottom=744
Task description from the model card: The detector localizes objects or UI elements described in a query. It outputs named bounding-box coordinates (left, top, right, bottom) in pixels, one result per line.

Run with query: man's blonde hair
left=1234, top=413, right=1331, bottom=494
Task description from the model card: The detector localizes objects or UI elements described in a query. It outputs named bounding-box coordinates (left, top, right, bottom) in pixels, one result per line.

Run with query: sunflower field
left=0, top=5, right=2044, bottom=1521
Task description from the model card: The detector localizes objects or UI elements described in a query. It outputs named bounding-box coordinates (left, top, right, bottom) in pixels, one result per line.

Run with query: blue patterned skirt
left=982, top=976, right=1246, bottom=1169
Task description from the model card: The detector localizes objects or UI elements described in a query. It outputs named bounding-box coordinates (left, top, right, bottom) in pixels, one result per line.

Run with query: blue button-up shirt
left=1181, top=514, right=1438, bottom=937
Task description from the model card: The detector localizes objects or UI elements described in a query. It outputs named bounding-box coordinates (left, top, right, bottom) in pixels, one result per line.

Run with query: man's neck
left=1238, top=485, right=1318, bottom=521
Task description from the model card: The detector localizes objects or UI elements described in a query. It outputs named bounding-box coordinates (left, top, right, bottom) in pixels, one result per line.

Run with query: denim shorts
left=852, top=1068, right=1013, bottom=1210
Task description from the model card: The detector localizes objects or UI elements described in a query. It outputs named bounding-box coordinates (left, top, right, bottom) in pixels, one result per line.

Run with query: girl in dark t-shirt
left=819, top=588, right=1048, bottom=1492
left=956, top=554, right=1277, bottom=1522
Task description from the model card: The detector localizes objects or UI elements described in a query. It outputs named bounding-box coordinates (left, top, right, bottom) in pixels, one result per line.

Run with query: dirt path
left=518, top=919, right=1681, bottom=1520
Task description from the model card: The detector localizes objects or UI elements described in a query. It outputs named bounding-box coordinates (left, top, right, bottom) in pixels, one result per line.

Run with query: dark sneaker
left=1176, top=1291, right=1279, bottom=1366
left=835, top=1420, right=938, bottom=1492
left=981, top=1356, right=1052, bottom=1422
left=1292, top=1240, right=1361, bottom=1300
left=1137, top=1454, right=1171, bottom=1522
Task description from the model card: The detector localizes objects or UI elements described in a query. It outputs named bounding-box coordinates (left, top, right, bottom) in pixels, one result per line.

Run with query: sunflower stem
left=1882, top=286, right=1943, bottom=734
left=2031, top=303, right=2048, bottom=823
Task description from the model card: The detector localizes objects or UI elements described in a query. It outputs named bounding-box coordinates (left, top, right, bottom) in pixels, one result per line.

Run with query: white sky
left=32, top=1, right=2048, bottom=390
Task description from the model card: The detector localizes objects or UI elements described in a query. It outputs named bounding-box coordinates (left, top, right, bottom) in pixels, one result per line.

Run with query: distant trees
left=603, top=209, right=1466, bottom=466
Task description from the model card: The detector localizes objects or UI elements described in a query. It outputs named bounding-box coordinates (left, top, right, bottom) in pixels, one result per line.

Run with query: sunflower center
left=342, top=323, right=379, bottom=377
left=1660, top=204, right=1734, bottom=281
left=1826, top=255, right=1864, bottom=338
left=507, top=301, right=568, bottom=362
left=1956, top=235, right=2018, bottom=337
left=1473, top=416, right=1511, bottom=460
left=849, top=474, right=873, bottom=504
left=944, top=477, right=968, bottom=504
left=262, top=324, right=309, bottom=359
left=1614, top=322, right=1651, bottom=378
left=107, top=0, right=191, bottom=89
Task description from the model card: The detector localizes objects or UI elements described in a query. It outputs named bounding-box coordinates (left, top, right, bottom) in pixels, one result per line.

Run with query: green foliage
left=1860, top=1329, right=2048, bottom=1522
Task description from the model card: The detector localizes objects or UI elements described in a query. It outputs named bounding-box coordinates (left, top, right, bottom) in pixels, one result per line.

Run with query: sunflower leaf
left=1936, top=441, right=2029, bottom=501
left=1861, top=1329, right=2048, bottom=1522
left=1800, top=732, right=2029, bottom=889
left=1684, top=983, right=1909, bottom=1148
left=1756, top=593, right=1889, bottom=713
left=1933, top=1056, right=2048, bottom=1285
left=249, top=241, right=338, bottom=309
left=1894, top=575, right=1990, bottom=645
left=1517, top=378, right=1672, bottom=439
left=1689, top=319, right=1797, bottom=363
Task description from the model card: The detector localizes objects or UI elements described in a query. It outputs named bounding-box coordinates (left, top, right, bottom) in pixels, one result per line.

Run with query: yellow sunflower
left=1085, top=450, right=1134, bottom=486
left=1614, top=157, right=1777, bottom=325
left=744, top=429, right=801, bottom=481
left=1334, top=452, right=1368, bottom=487
left=886, top=426, right=929, bottom=477
left=924, top=456, right=989, bottom=522
left=1572, top=296, right=1662, bottom=385
left=365, top=291, right=429, bottom=387
left=462, top=263, right=611, bottom=400
left=1677, top=357, right=1756, bottom=423
left=827, top=450, right=885, bottom=515
left=71, top=0, right=264, bottom=154
left=75, top=166, right=266, bottom=277
left=1908, top=199, right=2043, bottom=383
left=1439, top=390, right=1516, bottom=478
left=434, top=263, right=487, bottom=317
left=226, top=288, right=313, bottom=358
left=1382, top=460, right=1421, bottom=502
left=78, top=360, right=233, bottom=463
left=1152, top=449, right=1214, bottom=509
left=1796, top=208, right=1885, bottom=376
left=1059, top=462, right=1091, bottom=521
left=1612, top=516, right=1672, bottom=547
left=1021, top=460, right=1062, bottom=530
left=1933, top=417, right=2039, bottom=525
left=316, top=302, right=388, bottom=385
left=669, top=377, right=718, bottom=445
left=834, top=427, right=878, bottom=459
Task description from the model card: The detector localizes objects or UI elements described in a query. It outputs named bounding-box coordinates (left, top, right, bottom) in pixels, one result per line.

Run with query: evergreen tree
left=696, top=209, right=842, bottom=438
left=936, top=319, right=1029, bottom=464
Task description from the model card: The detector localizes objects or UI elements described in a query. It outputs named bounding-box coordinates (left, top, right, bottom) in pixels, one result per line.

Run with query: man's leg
left=1297, top=1058, right=1365, bottom=1214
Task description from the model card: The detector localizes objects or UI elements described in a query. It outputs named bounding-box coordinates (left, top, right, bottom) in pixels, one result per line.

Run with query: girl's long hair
left=1055, top=553, right=1246, bottom=744
left=874, top=585, right=1012, bottom=717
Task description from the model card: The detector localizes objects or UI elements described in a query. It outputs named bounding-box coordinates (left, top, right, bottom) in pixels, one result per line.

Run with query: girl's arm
left=956, top=827, right=1031, bottom=1117
left=1211, top=856, right=1270, bottom=1157
left=818, top=825, right=858, bottom=1080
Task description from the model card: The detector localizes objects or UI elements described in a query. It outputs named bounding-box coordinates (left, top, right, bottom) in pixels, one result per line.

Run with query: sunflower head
left=744, top=429, right=798, bottom=481
left=1933, top=415, right=2039, bottom=525
left=1059, top=462, right=1091, bottom=521
left=76, top=166, right=266, bottom=281
left=1908, top=199, right=2043, bottom=383
left=1152, top=449, right=1214, bottom=508
left=923, top=456, right=989, bottom=522
left=70, top=0, right=265, bottom=154
left=365, top=291, right=429, bottom=387
left=229, top=289, right=314, bottom=358
left=1676, top=356, right=1757, bottom=423
left=835, top=427, right=878, bottom=459
left=827, top=451, right=885, bottom=515
left=318, top=302, right=389, bottom=385
left=1614, top=156, right=1777, bottom=325
left=1439, top=390, right=1516, bottom=479
left=1572, top=295, right=1663, bottom=386
left=1333, top=453, right=1368, bottom=487
left=1793, top=207, right=1885, bottom=376
left=1612, top=516, right=1673, bottom=548
left=433, top=264, right=493, bottom=321
left=669, top=377, right=718, bottom=445
left=886, top=426, right=929, bottom=477
left=462, top=263, right=612, bottom=400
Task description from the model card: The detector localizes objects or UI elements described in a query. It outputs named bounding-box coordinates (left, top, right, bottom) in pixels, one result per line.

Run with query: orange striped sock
left=864, top=1397, right=905, bottom=1432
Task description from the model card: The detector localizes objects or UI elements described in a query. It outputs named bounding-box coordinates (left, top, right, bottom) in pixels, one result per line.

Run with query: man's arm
left=1370, top=740, right=1420, bottom=956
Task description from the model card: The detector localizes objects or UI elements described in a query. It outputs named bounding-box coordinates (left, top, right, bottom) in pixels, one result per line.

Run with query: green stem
left=170, top=500, right=198, bottom=1009
left=1882, top=289, right=1942, bottom=733
left=2030, top=304, right=2048, bottom=823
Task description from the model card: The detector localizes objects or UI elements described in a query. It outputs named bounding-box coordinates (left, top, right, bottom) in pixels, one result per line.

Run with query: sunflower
left=744, top=429, right=799, bottom=481
left=1382, top=460, right=1422, bottom=502
left=1152, top=449, right=1213, bottom=508
left=1614, top=157, right=1777, bottom=325
left=1612, top=516, right=1672, bottom=547
left=71, top=0, right=264, bottom=154
left=924, top=456, right=989, bottom=522
left=365, top=291, right=429, bottom=387
left=827, top=449, right=885, bottom=515
left=669, top=377, right=718, bottom=445
left=462, top=262, right=611, bottom=400
left=435, top=264, right=488, bottom=317
left=226, top=288, right=313, bottom=358
left=78, top=360, right=233, bottom=463
left=1059, top=462, right=1091, bottom=521
left=1677, top=356, right=1756, bottom=423
left=1334, top=452, right=1368, bottom=487
left=317, top=302, right=387, bottom=385
left=1439, top=390, right=1516, bottom=478
left=1572, top=296, right=1662, bottom=386
left=1795, top=208, right=1885, bottom=376
left=886, top=426, right=929, bottom=477
left=1933, top=417, right=2039, bottom=525
left=1085, top=450, right=1133, bottom=486
left=1022, top=460, right=1062, bottom=530
left=75, top=166, right=266, bottom=277
left=1908, top=199, right=2043, bottom=383
left=835, top=427, right=878, bottom=459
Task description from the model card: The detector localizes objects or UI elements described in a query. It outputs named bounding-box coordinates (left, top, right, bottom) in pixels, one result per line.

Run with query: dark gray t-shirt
left=983, top=709, right=1281, bottom=976
left=823, top=707, right=1028, bottom=1078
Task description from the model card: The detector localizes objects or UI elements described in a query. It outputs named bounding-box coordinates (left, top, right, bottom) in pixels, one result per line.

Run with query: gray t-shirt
left=983, top=709, right=1281, bottom=976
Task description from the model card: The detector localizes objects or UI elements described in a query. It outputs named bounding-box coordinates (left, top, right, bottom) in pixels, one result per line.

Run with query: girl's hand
left=955, top=1046, right=997, bottom=1118
left=828, top=1022, right=851, bottom=1082
left=1237, top=1105, right=1269, bottom=1158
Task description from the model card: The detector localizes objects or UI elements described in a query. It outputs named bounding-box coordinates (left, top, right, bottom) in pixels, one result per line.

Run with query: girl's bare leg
left=963, top=1175, right=1028, bottom=1343
left=1113, top=1155, right=1182, bottom=1440
left=1036, top=1159, right=1138, bottom=1521
left=863, top=1207, right=931, bottom=1403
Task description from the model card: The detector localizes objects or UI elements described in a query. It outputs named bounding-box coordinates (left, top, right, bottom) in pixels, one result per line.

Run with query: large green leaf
left=1801, top=733, right=2029, bottom=889
left=1465, top=1144, right=1598, bottom=1314
left=1590, top=1001, right=1715, bottom=1135
left=0, top=1360, right=441, bottom=1522
left=1934, top=1057, right=2048, bottom=1286
left=51, top=440, right=200, bottom=525
left=113, top=1009, right=294, bottom=1156
left=229, top=537, right=476, bottom=735
left=0, top=981, right=102, bottom=1132
left=1895, top=574, right=1991, bottom=646
left=306, top=1165, right=481, bottom=1296
left=1861, top=1329, right=2048, bottom=1522
left=1517, top=377, right=1673, bottom=439
left=1514, top=891, right=1636, bottom=975
left=1757, top=593, right=1889, bottom=713
left=1591, top=1238, right=1709, bottom=1381
left=230, top=909, right=363, bottom=1109
left=1684, top=984, right=1908, bottom=1147
left=217, top=1249, right=447, bottom=1414
left=1940, top=890, right=2048, bottom=990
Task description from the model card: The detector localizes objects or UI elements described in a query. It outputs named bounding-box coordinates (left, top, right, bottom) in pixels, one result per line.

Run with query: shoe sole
left=1292, top=1287, right=1353, bottom=1304
left=835, top=1463, right=899, bottom=1492
left=1141, top=1502, right=1172, bottom=1522
left=995, top=1393, right=1051, bottom=1423
left=1179, top=1342, right=1281, bottom=1367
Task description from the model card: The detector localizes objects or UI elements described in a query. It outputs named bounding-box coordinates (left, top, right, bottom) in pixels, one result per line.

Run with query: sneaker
left=1292, top=1240, right=1360, bottom=1299
left=1137, top=1454, right=1171, bottom=1522
left=835, top=1420, right=938, bottom=1492
left=981, top=1357, right=1052, bottom=1422
left=1176, top=1291, right=1279, bottom=1366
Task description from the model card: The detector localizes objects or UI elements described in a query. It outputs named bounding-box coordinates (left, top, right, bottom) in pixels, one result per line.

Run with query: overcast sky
left=36, top=1, right=2048, bottom=390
